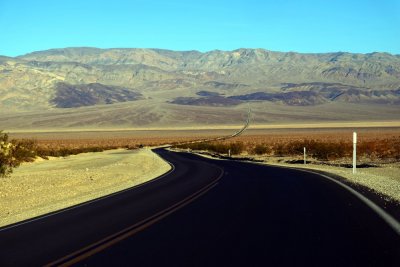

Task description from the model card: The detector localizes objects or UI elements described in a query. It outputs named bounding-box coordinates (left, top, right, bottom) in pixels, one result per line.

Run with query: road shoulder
left=0, top=148, right=171, bottom=228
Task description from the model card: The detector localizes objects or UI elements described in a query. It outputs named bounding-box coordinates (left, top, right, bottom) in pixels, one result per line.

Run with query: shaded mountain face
left=228, top=83, right=400, bottom=106
left=229, top=91, right=326, bottom=106
left=230, top=88, right=400, bottom=106
left=0, top=47, right=399, bottom=119
left=170, top=96, right=242, bottom=107
left=51, top=82, right=142, bottom=108
left=166, top=82, right=400, bottom=107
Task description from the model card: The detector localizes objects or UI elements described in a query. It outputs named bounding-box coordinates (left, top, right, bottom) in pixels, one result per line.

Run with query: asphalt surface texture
left=0, top=148, right=399, bottom=266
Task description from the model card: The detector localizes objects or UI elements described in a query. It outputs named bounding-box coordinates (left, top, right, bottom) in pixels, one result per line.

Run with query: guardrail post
left=353, top=132, right=357, bottom=174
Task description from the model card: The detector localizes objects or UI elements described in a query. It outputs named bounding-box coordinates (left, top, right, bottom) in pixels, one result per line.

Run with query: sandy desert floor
left=0, top=148, right=171, bottom=228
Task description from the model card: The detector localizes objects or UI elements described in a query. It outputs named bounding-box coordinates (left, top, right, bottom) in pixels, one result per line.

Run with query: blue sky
left=0, top=0, right=399, bottom=56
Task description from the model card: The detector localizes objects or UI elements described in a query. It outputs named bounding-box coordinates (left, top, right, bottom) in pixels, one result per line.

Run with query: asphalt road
left=1, top=149, right=399, bottom=266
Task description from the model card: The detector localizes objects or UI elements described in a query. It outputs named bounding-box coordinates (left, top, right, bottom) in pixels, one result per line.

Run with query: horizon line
left=2, top=46, right=399, bottom=58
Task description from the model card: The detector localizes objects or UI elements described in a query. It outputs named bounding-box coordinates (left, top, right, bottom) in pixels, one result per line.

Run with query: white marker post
left=353, top=132, right=357, bottom=174
left=304, top=147, right=306, bottom=165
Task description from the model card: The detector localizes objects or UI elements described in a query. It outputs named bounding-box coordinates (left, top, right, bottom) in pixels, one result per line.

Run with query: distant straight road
left=0, top=149, right=399, bottom=266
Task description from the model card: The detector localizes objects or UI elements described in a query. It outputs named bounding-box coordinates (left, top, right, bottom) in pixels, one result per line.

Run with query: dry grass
left=177, top=128, right=400, bottom=162
left=8, top=129, right=227, bottom=158
left=8, top=127, right=400, bottom=162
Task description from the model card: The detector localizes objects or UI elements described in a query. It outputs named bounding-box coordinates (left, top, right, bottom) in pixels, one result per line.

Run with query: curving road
left=0, top=149, right=399, bottom=266
left=175, top=107, right=251, bottom=146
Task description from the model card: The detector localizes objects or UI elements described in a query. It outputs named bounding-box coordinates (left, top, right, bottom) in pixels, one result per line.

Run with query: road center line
left=45, top=166, right=224, bottom=267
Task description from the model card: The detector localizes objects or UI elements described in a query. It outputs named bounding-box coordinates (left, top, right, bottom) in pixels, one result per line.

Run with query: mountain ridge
left=1, top=47, right=399, bottom=128
left=13, top=46, right=400, bottom=58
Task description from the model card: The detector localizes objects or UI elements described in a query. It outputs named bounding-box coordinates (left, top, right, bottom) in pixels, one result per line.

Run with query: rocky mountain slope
left=0, top=47, right=399, bottom=128
left=52, top=82, right=142, bottom=108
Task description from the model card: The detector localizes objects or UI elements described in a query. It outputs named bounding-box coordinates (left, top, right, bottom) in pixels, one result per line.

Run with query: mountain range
left=0, top=47, right=399, bottom=129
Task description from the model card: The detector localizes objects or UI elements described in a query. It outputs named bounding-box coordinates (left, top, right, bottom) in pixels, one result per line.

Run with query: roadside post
left=353, top=132, right=357, bottom=174
left=304, top=147, right=306, bottom=165
left=228, top=149, right=231, bottom=158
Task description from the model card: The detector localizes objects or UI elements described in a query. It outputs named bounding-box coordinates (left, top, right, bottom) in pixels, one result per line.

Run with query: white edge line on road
left=190, top=151, right=400, bottom=236
left=0, top=149, right=175, bottom=232
left=296, top=167, right=400, bottom=236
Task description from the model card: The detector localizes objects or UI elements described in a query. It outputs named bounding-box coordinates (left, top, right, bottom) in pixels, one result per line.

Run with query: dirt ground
left=0, top=148, right=171, bottom=228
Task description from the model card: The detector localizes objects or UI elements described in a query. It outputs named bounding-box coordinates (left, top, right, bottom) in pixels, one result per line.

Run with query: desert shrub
left=305, top=140, right=349, bottom=160
left=0, top=132, right=38, bottom=177
left=370, top=139, right=400, bottom=159
left=187, top=133, right=400, bottom=160
left=211, top=143, right=228, bottom=154
left=11, top=139, right=38, bottom=163
left=229, top=142, right=244, bottom=155
left=252, top=144, right=271, bottom=155
left=285, top=140, right=304, bottom=155
left=273, top=143, right=287, bottom=157
left=0, top=131, right=15, bottom=177
left=176, top=141, right=244, bottom=155
left=36, top=146, right=106, bottom=158
left=270, top=139, right=350, bottom=160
